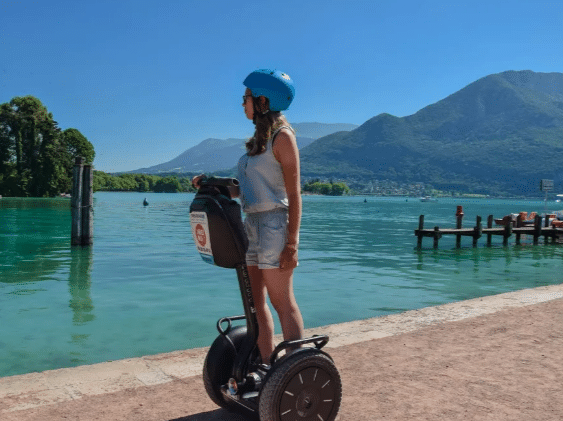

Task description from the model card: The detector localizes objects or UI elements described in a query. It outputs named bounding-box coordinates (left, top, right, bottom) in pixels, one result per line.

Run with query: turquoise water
left=1, top=193, right=562, bottom=377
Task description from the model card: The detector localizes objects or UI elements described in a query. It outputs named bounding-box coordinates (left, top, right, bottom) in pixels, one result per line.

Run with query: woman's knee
left=270, top=296, right=299, bottom=318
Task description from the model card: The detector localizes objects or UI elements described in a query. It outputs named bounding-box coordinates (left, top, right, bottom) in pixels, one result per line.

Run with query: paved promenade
left=1, top=284, right=562, bottom=420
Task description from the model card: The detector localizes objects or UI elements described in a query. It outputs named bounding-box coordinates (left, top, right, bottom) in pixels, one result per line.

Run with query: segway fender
left=203, top=326, right=249, bottom=408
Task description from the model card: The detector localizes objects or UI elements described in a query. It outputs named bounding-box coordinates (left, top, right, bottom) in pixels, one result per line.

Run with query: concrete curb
left=1, top=283, right=562, bottom=414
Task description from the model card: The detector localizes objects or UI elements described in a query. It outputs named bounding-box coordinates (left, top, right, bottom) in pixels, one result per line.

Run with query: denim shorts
left=244, top=208, right=289, bottom=269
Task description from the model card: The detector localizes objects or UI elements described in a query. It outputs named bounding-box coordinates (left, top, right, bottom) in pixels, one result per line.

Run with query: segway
left=190, top=177, right=342, bottom=420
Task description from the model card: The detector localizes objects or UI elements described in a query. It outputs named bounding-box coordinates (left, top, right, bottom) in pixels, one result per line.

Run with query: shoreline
left=1, top=283, right=562, bottom=415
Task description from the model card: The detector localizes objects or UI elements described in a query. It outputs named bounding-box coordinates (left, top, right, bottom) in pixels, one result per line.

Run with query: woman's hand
left=279, top=244, right=298, bottom=270
left=191, top=174, right=206, bottom=189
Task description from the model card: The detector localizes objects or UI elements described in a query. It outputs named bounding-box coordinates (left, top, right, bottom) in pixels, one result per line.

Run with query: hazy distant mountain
left=131, top=122, right=359, bottom=174
left=300, top=70, right=563, bottom=196
left=292, top=122, right=359, bottom=139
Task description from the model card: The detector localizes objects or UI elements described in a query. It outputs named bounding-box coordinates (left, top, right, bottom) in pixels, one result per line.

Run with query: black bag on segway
left=189, top=179, right=248, bottom=269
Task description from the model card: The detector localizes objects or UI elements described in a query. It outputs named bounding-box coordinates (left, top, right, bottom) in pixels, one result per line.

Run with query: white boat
left=556, top=194, right=563, bottom=203
left=420, top=196, right=438, bottom=202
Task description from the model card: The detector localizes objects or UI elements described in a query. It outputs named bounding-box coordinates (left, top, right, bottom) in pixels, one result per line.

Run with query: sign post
left=540, top=179, right=553, bottom=215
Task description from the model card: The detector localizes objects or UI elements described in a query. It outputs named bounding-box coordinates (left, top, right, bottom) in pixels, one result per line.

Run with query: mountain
left=131, top=122, right=359, bottom=174
left=300, top=70, right=563, bottom=196
left=292, top=122, right=359, bottom=139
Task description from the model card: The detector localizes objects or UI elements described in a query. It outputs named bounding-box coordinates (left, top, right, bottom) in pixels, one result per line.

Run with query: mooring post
left=473, top=215, right=482, bottom=247
left=544, top=214, right=551, bottom=244
left=515, top=214, right=522, bottom=245
left=503, top=221, right=512, bottom=246
left=71, top=157, right=84, bottom=245
left=81, top=164, right=94, bottom=245
left=533, top=215, right=542, bottom=245
left=433, top=226, right=440, bottom=249
left=417, top=215, right=424, bottom=248
left=455, top=206, right=464, bottom=248
left=486, top=215, right=493, bottom=246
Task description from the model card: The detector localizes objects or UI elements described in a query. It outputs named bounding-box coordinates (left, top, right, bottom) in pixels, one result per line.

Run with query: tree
left=302, top=180, right=350, bottom=196
left=61, top=128, right=95, bottom=164
left=0, top=96, right=60, bottom=196
left=330, top=182, right=350, bottom=196
left=154, top=176, right=182, bottom=193
left=0, top=96, right=94, bottom=197
left=92, top=172, right=195, bottom=193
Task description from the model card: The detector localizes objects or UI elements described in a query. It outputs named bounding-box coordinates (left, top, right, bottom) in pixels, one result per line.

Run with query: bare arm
left=273, top=129, right=301, bottom=269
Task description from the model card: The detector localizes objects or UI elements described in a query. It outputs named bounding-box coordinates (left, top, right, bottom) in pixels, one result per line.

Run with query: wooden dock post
left=71, top=157, right=84, bottom=246
left=417, top=215, right=424, bottom=248
left=503, top=220, right=512, bottom=246
left=473, top=215, right=482, bottom=247
left=515, top=214, right=522, bottom=245
left=81, top=164, right=94, bottom=245
left=486, top=215, right=493, bottom=246
left=71, top=157, right=93, bottom=246
left=433, top=226, right=440, bottom=249
left=544, top=214, right=551, bottom=244
left=455, top=206, right=464, bottom=248
left=533, top=215, right=542, bottom=245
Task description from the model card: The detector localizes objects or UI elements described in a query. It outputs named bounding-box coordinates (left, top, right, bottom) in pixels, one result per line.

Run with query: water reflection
left=68, top=246, right=94, bottom=325
left=0, top=198, right=70, bottom=284
left=413, top=242, right=563, bottom=303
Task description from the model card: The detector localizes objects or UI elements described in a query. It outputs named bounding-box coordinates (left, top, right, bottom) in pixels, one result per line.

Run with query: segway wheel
left=259, top=350, right=342, bottom=421
left=203, top=326, right=248, bottom=409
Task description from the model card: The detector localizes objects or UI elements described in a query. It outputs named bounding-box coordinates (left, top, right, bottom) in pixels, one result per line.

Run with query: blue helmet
left=243, top=69, right=295, bottom=112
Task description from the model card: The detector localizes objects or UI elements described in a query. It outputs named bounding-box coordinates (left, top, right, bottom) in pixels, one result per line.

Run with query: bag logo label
left=190, top=212, right=214, bottom=264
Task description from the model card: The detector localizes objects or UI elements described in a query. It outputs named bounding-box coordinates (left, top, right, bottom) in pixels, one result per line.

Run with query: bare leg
left=248, top=265, right=275, bottom=362
left=248, top=265, right=304, bottom=363
left=262, top=267, right=304, bottom=349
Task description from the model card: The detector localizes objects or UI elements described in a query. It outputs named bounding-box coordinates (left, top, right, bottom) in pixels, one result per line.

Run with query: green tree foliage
left=154, top=176, right=182, bottom=193
left=93, top=171, right=196, bottom=193
left=61, top=128, right=95, bottom=164
left=0, top=96, right=94, bottom=197
left=330, top=182, right=350, bottom=196
left=302, top=179, right=350, bottom=195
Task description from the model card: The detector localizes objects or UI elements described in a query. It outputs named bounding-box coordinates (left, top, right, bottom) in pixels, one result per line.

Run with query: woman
left=194, top=69, right=304, bottom=364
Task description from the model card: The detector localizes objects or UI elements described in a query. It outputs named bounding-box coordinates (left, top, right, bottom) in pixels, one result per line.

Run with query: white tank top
left=237, top=126, right=294, bottom=213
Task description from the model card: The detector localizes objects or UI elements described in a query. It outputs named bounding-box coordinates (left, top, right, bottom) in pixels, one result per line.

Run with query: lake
left=1, top=193, right=562, bottom=377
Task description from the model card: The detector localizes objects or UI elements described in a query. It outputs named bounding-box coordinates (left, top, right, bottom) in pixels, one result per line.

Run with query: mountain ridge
left=129, top=70, right=563, bottom=196
left=299, top=70, right=563, bottom=196
left=130, top=122, right=359, bottom=174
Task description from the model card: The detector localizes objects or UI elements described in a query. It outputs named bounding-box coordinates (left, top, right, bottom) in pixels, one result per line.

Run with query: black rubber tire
left=202, top=326, right=248, bottom=409
left=258, top=349, right=342, bottom=421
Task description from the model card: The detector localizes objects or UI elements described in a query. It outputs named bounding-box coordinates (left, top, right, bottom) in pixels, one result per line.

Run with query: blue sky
left=2, top=0, right=562, bottom=172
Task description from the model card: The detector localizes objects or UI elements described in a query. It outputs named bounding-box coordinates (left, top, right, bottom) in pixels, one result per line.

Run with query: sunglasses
left=242, top=94, right=253, bottom=102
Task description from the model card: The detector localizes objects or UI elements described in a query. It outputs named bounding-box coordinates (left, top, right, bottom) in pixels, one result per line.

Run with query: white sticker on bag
left=190, top=212, right=214, bottom=264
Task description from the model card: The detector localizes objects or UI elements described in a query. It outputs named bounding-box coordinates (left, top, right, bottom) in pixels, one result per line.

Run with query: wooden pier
left=415, top=207, right=563, bottom=248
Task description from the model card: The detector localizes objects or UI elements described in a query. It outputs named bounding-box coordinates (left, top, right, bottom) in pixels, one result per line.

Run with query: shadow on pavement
left=170, top=408, right=253, bottom=421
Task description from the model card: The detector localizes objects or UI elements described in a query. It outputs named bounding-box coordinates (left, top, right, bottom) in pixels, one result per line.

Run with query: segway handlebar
left=270, top=335, right=330, bottom=364
left=198, top=176, right=239, bottom=188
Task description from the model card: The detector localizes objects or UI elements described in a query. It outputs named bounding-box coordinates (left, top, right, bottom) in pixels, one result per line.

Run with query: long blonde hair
left=245, top=96, right=292, bottom=156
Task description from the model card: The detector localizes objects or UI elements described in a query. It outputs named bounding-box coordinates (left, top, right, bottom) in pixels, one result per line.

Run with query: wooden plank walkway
left=415, top=208, right=563, bottom=248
